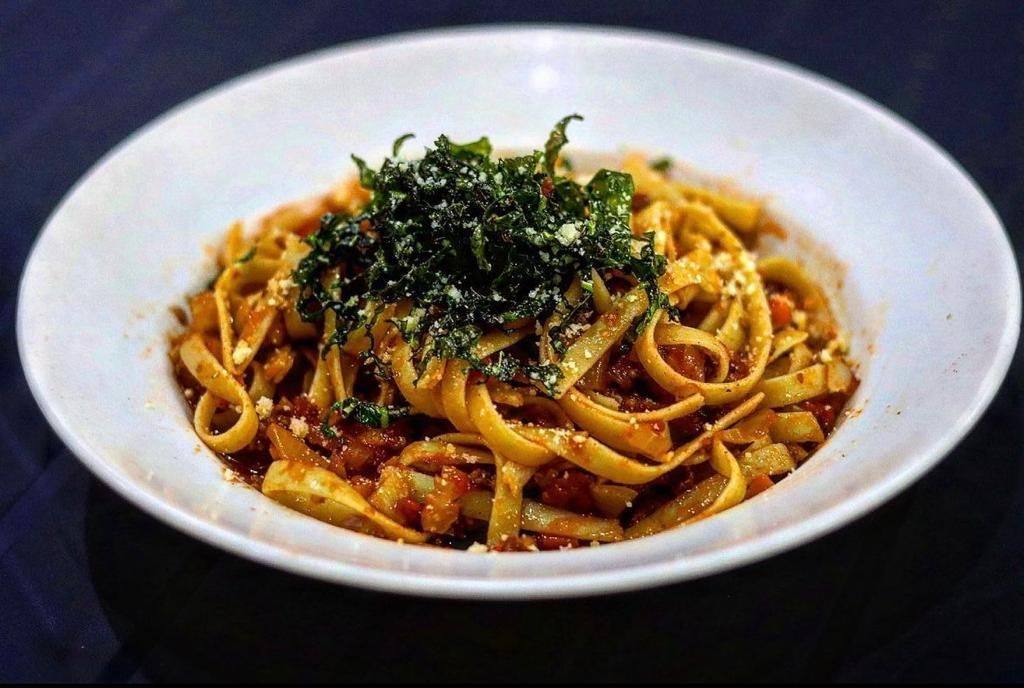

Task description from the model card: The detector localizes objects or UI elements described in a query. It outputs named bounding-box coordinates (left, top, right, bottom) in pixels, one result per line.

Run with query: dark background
left=3, top=0, right=1022, bottom=682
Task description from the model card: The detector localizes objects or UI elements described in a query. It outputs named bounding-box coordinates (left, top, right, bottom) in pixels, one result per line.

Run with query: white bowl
left=17, top=26, right=1020, bottom=599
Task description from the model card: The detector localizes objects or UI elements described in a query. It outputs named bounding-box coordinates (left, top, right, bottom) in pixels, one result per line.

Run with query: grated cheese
left=289, top=417, right=309, bottom=439
left=255, top=396, right=273, bottom=419
left=232, top=341, right=253, bottom=366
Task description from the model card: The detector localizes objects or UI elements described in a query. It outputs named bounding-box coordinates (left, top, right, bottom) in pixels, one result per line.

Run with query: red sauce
left=618, top=394, right=662, bottom=413
left=395, top=497, right=423, bottom=526
left=607, top=354, right=644, bottom=392
left=799, top=386, right=857, bottom=434
left=745, top=474, right=774, bottom=498
left=536, top=534, right=580, bottom=550
left=727, top=349, right=751, bottom=382
left=669, top=406, right=717, bottom=441
left=491, top=535, right=538, bottom=552
left=662, top=344, right=706, bottom=382
left=173, top=202, right=860, bottom=549
left=768, top=293, right=794, bottom=329
left=220, top=448, right=274, bottom=487
left=421, top=466, right=471, bottom=534
left=534, top=468, right=596, bottom=513
left=625, top=464, right=702, bottom=525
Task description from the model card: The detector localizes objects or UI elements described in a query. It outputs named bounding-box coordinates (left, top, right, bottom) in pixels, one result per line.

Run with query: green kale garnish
left=294, top=115, right=666, bottom=396
left=391, top=133, right=415, bottom=157
left=543, top=114, right=582, bottom=177
left=321, top=398, right=410, bottom=435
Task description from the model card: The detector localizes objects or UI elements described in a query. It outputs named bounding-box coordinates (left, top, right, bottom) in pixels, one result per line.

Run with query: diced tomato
left=444, top=466, right=472, bottom=495
left=332, top=439, right=374, bottom=472
left=421, top=467, right=471, bottom=534
left=420, top=503, right=458, bottom=535
left=357, top=425, right=411, bottom=450
left=348, top=475, right=376, bottom=498
left=262, top=347, right=295, bottom=384
left=768, top=293, right=794, bottom=329
left=746, top=474, right=774, bottom=498
left=395, top=497, right=423, bottom=526
left=799, top=396, right=840, bottom=434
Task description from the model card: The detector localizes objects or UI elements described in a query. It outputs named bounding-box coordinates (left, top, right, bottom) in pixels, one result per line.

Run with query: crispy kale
left=321, top=398, right=410, bottom=434
left=294, top=116, right=666, bottom=396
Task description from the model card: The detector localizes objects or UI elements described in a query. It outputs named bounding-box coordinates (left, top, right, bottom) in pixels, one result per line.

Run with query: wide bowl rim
left=17, top=24, right=1021, bottom=599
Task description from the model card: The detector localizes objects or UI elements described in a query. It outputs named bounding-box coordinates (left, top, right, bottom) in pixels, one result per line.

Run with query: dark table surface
left=3, top=1, right=1023, bottom=682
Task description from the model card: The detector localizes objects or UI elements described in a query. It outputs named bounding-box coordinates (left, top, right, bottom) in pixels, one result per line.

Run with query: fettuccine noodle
left=170, top=140, right=857, bottom=552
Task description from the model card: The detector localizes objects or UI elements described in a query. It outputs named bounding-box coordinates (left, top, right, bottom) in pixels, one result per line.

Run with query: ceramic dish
left=18, top=26, right=1020, bottom=598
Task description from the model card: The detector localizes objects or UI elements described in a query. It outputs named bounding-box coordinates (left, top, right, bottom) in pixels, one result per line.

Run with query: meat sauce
left=177, top=340, right=855, bottom=549
left=172, top=208, right=858, bottom=549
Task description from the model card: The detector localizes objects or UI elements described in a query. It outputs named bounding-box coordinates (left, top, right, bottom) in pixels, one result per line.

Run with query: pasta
left=170, top=118, right=857, bottom=551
